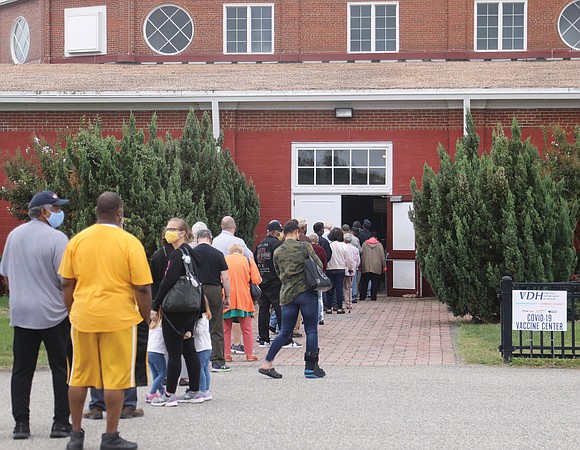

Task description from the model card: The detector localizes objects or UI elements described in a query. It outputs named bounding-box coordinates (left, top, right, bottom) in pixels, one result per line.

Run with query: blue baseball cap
left=28, top=190, right=69, bottom=209
left=267, top=220, right=283, bottom=232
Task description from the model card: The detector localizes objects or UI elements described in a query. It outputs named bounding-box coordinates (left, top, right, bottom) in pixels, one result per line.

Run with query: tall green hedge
left=1, top=109, right=260, bottom=255
left=410, top=112, right=577, bottom=322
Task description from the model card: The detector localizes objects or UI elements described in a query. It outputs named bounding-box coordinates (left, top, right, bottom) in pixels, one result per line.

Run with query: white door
left=292, top=194, right=342, bottom=234
left=387, top=200, right=418, bottom=295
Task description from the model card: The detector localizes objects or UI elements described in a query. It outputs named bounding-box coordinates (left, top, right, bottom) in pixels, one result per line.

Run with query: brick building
left=1, top=0, right=579, bottom=295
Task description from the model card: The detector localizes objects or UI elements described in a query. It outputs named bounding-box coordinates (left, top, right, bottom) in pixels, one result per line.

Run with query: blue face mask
left=46, top=210, right=65, bottom=229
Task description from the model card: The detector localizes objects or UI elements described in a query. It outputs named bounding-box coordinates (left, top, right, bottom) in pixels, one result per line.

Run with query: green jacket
left=273, top=239, right=323, bottom=306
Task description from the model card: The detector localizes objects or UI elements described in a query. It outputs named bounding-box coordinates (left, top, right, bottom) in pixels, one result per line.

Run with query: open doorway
left=342, top=195, right=387, bottom=293
left=341, top=195, right=386, bottom=241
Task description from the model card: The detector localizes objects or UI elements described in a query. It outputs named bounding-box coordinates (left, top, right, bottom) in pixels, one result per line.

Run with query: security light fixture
left=335, top=108, right=353, bottom=118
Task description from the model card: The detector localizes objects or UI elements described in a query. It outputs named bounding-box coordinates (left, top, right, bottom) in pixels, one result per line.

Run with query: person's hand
left=223, top=295, right=231, bottom=309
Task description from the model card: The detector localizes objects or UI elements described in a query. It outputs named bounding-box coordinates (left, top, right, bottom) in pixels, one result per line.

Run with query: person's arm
left=62, top=277, right=77, bottom=313
left=221, top=270, right=231, bottom=309
left=250, top=259, right=262, bottom=285
left=381, top=245, right=387, bottom=270
left=152, top=250, right=185, bottom=311
left=240, top=239, right=254, bottom=259
left=134, top=284, right=152, bottom=324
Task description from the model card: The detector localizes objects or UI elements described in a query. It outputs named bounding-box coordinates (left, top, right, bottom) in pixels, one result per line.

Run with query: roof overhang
left=1, top=88, right=580, bottom=111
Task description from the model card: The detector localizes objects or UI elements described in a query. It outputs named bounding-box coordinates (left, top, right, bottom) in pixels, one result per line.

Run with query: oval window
left=144, top=5, right=193, bottom=55
left=11, top=17, right=30, bottom=64
left=559, top=1, right=580, bottom=50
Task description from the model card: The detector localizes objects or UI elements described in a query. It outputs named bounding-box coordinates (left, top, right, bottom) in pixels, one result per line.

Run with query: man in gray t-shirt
left=0, top=190, right=71, bottom=440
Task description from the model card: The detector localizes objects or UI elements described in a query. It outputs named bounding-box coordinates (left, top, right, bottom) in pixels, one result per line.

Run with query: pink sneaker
left=145, top=393, right=159, bottom=403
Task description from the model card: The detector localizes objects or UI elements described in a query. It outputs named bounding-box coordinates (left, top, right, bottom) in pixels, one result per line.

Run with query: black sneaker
left=13, top=421, right=30, bottom=440
left=67, top=429, right=85, bottom=450
left=231, top=343, right=245, bottom=354
left=259, top=340, right=271, bottom=348
left=50, top=421, right=72, bottom=438
left=100, top=431, right=137, bottom=450
left=211, top=362, right=231, bottom=372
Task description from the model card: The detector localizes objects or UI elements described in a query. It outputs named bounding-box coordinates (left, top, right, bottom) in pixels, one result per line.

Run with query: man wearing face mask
left=0, top=190, right=71, bottom=440
left=254, top=220, right=301, bottom=348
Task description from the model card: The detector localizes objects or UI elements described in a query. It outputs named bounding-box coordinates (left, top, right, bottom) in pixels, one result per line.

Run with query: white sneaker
left=151, top=392, right=178, bottom=407
left=177, top=389, right=204, bottom=403
left=282, top=341, right=303, bottom=349
left=202, top=390, right=213, bottom=401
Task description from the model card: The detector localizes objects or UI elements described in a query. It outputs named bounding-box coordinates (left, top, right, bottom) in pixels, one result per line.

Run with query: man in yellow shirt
left=59, top=192, right=152, bottom=450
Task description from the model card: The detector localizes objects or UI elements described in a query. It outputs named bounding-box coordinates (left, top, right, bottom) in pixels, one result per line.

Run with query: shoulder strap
left=163, top=315, right=185, bottom=337
left=179, top=248, right=194, bottom=276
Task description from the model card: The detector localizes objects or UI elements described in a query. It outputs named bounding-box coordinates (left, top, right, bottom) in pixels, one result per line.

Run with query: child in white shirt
left=194, top=299, right=213, bottom=400
left=146, top=314, right=167, bottom=403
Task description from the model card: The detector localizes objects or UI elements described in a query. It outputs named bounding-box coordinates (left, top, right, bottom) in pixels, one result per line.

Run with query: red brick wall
left=0, top=0, right=43, bottom=64
left=27, top=0, right=578, bottom=63
left=1, top=106, right=579, bottom=247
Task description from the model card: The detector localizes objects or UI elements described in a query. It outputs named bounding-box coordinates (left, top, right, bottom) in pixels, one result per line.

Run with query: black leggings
left=162, top=312, right=200, bottom=394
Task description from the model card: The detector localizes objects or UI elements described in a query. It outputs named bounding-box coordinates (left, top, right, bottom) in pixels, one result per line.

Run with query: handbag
left=247, top=257, right=262, bottom=302
left=302, top=243, right=333, bottom=292
left=162, top=248, right=203, bottom=313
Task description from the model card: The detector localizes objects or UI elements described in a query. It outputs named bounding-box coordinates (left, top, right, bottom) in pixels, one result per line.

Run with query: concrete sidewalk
left=1, top=366, right=578, bottom=449
left=1, top=296, right=579, bottom=449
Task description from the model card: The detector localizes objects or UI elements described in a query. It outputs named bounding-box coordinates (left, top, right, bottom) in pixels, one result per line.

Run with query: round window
left=11, top=17, right=30, bottom=64
left=144, top=5, right=193, bottom=55
left=559, top=1, right=580, bottom=50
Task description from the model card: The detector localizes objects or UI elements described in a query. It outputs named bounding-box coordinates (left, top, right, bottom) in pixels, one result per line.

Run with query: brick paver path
left=228, top=294, right=459, bottom=368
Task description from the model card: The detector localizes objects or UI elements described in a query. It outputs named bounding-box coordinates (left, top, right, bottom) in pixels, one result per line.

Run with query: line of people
left=0, top=188, right=383, bottom=449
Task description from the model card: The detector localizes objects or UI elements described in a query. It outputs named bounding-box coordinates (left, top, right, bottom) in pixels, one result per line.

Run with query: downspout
left=463, top=97, right=471, bottom=136
left=211, top=100, right=220, bottom=151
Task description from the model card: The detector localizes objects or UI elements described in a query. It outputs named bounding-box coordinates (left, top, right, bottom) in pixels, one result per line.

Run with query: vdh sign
left=512, top=290, right=568, bottom=332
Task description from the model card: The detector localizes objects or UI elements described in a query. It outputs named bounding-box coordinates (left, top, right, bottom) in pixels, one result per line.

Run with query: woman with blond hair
left=224, top=243, right=262, bottom=361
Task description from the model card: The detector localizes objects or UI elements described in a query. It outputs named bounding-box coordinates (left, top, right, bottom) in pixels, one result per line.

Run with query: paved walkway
left=231, top=294, right=459, bottom=368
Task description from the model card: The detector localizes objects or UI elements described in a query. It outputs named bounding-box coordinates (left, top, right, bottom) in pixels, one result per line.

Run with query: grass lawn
left=457, top=320, right=580, bottom=368
left=0, top=296, right=48, bottom=369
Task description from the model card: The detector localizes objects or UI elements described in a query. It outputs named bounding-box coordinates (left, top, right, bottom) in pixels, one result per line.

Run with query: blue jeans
left=326, top=270, right=345, bottom=309
left=197, top=350, right=211, bottom=392
left=89, top=387, right=137, bottom=410
left=148, top=352, right=166, bottom=395
left=352, top=271, right=358, bottom=299
left=269, top=311, right=279, bottom=332
left=265, top=290, right=319, bottom=361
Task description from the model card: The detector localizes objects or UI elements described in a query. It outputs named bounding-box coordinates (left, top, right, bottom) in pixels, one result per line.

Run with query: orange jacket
left=224, top=253, right=262, bottom=314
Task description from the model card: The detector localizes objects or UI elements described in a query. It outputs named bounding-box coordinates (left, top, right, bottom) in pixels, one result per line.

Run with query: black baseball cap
left=267, top=220, right=283, bottom=232
left=28, top=190, right=69, bottom=209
